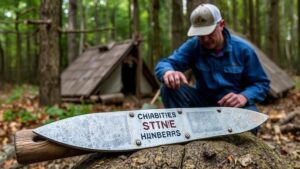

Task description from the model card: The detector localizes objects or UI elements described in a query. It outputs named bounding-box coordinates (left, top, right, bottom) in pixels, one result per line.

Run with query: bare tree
left=94, top=0, right=100, bottom=44
left=39, top=0, right=61, bottom=106
left=68, top=0, right=77, bottom=64
left=298, top=0, right=300, bottom=71
left=242, top=0, right=249, bottom=37
left=249, top=0, right=255, bottom=43
left=15, top=1, right=22, bottom=83
left=151, top=0, right=160, bottom=68
left=0, top=42, right=4, bottom=89
left=78, top=0, right=85, bottom=55
left=267, top=0, right=280, bottom=63
left=171, top=0, right=185, bottom=50
left=232, top=0, right=238, bottom=31
left=132, top=0, right=139, bottom=37
left=255, top=0, right=261, bottom=48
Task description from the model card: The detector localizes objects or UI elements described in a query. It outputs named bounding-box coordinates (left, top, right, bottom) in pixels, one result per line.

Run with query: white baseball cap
left=187, top=4, right=222, bottom=36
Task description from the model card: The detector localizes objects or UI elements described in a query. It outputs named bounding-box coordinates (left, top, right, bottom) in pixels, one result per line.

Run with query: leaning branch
left=25, top=19, right=52, bottom=25
left=57, top=27, right=113, bottom=33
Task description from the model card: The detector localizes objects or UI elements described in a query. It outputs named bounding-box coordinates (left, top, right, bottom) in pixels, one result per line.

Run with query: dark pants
left=160, top=85, right=259, bottom=134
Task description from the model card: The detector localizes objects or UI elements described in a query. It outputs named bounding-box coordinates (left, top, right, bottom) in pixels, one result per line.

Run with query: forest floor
left=0, top=82, right=299, bottom=169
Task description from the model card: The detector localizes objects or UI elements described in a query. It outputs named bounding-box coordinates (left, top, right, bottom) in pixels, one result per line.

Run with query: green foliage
left=4, top=85, right=38, bottom=104
left=44, top=104, right=93, bottom=123
left=5, top=86, right=23, bottom=103
left=3, top=110, right=16, bottom=121
left=294, top=77, right=300, bottom=91
left=3, top=109, right=37, bottom=124
left=19, top=110, right=38, bottom=123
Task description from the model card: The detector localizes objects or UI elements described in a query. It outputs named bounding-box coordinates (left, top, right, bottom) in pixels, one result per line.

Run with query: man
left=155, top=3, right=270, bottom=112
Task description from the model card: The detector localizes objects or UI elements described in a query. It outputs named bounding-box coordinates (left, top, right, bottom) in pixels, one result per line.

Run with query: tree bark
left=26, top=32, right=31, bottom=83
left=171, top=0, right=185, bottom=50
left=132, top=0, right=139, bottom=37
left=298, top=0, right=300, bottom=73
left=249, top=0, right=255, bottom=43
left=232, top=0, right=238, bottom=32
left=267, top=0, right=280, bottom=63
left=242, top=0, right=249, bottom=37
left=68, top=0, right=77, bottom=64
left=4, top=35, right=11, bottom=83
left=39, top=0, right=61, bottom=106
left=73, top=133, right=291, bottom=169
left=151, top=0, right=160, bottom=68
left=94, top=0, right=100, bottom=45
left=15, top=1, right=22, bottom=84
left=0, top=42, right=4, bottom=88
left=78, top=0, right=85, bottom=55
left=255, top=0, right=261, bottom=48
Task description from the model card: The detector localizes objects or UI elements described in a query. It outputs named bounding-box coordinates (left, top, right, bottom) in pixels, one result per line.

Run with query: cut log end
left=14, top=129, right=90, bottom=165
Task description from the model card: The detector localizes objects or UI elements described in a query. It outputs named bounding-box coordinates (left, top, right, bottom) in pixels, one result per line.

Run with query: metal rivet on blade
left=177, top=109, right=182, bottom=114
left=136, top=139, right=141, bottom=146
left=129, top=112, right=134, bottom=117
left=217, top=108, right=221, bottom=113
left=228, top=128, right=233, bottom=133
left=185, top=133, right=190, bottom=139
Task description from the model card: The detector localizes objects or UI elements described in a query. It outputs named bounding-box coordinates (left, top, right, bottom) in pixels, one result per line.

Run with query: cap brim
left=187, top=24, right=217, bottom=36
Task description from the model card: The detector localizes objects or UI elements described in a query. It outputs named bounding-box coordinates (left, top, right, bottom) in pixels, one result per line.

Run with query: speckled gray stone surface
left=33, top=108, right=267, bottom=152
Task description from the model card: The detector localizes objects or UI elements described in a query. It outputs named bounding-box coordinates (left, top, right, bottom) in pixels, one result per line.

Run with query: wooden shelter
left=231, top=31, right=295, bottom=98
left=61, top=40, right=159, bottom=103
left=254, top=45, right=294, bottom=98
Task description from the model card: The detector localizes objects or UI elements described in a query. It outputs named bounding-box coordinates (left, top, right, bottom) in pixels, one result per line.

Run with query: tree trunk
left=78, top=0, right=85, bottom=55
left=0, top=42, right=4, bottom=89
left=298, top=0, right=300, bottom=73
left=255, top=0, right=261, bottom=48
left=242, top=0, right=249, bottom=37
left=4, top=35, right=10, bottom=83
left=15, top=1, right=22, bottom=84
left=132, top=0, right=139, bottom=37
left=171, top=0, right=185, bottom=50
left=131, top=0, right=142, bottom=99
left=73, top=133, right=291, bottom=169
left=26, top=32, right=31, bottom=83
left=68, top=0, right=77, bottom=64
left=267, top=0, right=280, bottom=63
left=151, top=0, right=160, bottom=68
left=94, top=0, right=100, bottom=44
left=232, top=0, right=238, bottom=32
left=33, top=30, right=39, bottom=84
left=249, top=0, right=255, bottom=43
left=39, top=0, right=61, bottom=106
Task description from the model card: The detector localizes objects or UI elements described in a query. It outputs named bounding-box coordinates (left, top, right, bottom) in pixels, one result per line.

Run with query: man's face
left=198, top=20, right=225, bottom=50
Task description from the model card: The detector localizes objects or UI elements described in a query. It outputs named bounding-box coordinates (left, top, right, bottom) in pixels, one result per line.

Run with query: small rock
left=0, top=129, right=5, bottom=137
left=203, top=150, right=216, bottom=159
left=238, top=154, right=253, bottom=167
left=154, top=155, right=162, bottom=164
left=118, top=155, right=127, bottom=160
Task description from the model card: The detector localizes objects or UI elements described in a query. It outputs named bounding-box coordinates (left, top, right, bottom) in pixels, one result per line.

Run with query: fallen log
left=278, top=111, right=300, bottom=125
left=99, top=93, right=124, bottom=104
left=280, top=123, right=300, bottom=133
left=14, top=129, right=91, bottom=165
left=15, top=130, right=292, bottom=168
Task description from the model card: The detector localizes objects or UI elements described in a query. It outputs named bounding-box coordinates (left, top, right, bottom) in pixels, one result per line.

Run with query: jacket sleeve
left=240, top=48, right=270, bottom=104
left=155, top=38, right=197, bottom=82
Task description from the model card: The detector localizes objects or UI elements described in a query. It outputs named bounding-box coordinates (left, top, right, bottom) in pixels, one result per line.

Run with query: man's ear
left=219, top=19, right=225, bottom=28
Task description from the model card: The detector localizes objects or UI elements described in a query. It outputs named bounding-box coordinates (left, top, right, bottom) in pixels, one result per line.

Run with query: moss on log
left=73, top=132, right=291, bottom=169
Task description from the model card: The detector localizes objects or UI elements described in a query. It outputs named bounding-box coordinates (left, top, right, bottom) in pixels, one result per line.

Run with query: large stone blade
left=33, top=107, right=268, bottom=152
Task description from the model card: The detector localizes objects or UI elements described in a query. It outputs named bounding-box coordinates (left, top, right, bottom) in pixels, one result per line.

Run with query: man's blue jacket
left=155, top=28, right=270, bottom=105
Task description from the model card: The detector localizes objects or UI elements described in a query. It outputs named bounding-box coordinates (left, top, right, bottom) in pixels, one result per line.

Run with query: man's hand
left=218, top=92, right=247, bottom=107
left=163, top=70, right=188, bottom=89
